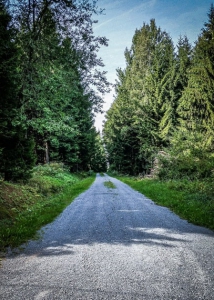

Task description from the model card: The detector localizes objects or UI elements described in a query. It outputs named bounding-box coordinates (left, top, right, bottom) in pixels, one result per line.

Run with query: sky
left=93, top=0, right=212, bottom=131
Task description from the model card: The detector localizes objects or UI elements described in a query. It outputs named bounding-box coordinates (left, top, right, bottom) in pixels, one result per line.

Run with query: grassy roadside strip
left=104, top=180, right=116, bottom=189
left=0, top=167, right=95, bottom=254
left=113, top=176, right=214, bottom=231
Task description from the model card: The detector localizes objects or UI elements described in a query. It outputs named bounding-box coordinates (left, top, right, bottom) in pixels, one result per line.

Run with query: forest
left=1, top=1, right=214, bottom=183
left=0, top=0, right=108, bottom=182
left=1, top=1, right=214, bottom=248
left=103, top=4, right=214, bottom=181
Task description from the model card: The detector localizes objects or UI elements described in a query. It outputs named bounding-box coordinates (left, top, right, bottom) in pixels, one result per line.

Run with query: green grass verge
left=114, top=176, right=214, bottom=231
left=0, top=165, right=95, bottom=254
left=104, top=180, right=116, bottom=189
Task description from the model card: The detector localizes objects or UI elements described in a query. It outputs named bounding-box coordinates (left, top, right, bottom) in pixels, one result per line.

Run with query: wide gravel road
left=1, top=174, right=214, bottom=299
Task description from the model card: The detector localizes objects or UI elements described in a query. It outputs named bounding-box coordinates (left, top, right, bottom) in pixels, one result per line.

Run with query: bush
left=158, top=152, right=214, bottom=180
left=157, top=131, right=214, bottom=180
left=32, top=162, right=66, bottom=177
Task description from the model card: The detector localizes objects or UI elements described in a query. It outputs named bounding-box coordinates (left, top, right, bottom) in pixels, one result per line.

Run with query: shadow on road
left=7, top=174, right=214, bottom=258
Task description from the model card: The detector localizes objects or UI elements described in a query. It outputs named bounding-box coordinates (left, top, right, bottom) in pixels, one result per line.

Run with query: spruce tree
left=104, top=20, right=177, bottom=175
left=161, top=5, right=214, bottom=180
left=0, top=0, right=36, bottom=181
left=13, top=0, right=109, bottom=170
left=159, top=36, right=192, bottom=141
left=178, top=4, right=214, bottom=149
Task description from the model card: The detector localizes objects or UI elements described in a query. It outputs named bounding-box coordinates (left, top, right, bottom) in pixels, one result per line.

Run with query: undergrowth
left=0, top=163, right=95, bottom=254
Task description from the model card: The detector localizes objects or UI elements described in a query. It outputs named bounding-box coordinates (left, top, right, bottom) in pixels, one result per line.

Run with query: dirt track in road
left=0, top=173, right=214, bottom=299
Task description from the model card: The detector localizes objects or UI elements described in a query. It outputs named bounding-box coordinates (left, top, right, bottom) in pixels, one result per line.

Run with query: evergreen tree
left=159, top=5, right=214, bottom=180
left=104, top=19, right=177, bottom=175
left=104, top=6, right=214, bottom=178
left=13, top=0, right=109, bottom=170
left=158, top=36, right=192, bottom=141
left=90, top=132, right=107, bottom=172
left=104, top=65, right=143, bottom=175
left=178, top=4, right=214, bottom=150
left=0, top=0, right=36, bottom=181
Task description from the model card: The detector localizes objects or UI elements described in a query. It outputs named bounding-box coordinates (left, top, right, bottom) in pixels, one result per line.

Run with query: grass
left=104, top=180, right=116, bottom=189
left=0, top=164, right=95, bottom=254
left=113, top=176, right=214, bottom=231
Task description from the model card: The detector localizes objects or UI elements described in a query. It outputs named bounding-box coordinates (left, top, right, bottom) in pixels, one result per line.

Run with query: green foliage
left=104, top=6, right=214, bottom=231
left=2, top=133, right=36, bottom=181
left=104, top=19, right=176, bottom=175
left=104, top=5, right=214, bottom=182
left=158, top=131, right=214, bottom=180
left=0, top=0, right=110, bottom=180
left=159, top=36, right=192, bottom=141
left=32, top=162, right=67, bottom=177
left=90, top=132, right=107, bottom=172
left=0, top=0, right=36, bottom=181
left=0, top=163, right=95, bottom=252
left=178, top=4, right=214, bottom=148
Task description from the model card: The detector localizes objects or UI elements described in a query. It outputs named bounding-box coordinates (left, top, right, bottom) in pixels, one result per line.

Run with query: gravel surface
left=0, top=173, right=214, bottom=299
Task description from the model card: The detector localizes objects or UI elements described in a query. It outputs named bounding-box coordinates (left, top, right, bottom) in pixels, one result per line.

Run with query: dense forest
left=1, top=1, right=214, bottom=182
left=0, top=0, right=108, bottom=181
left=103, top=4, right=214, bottom=179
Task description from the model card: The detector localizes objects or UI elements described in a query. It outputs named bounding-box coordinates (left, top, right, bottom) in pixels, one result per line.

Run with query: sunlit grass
left=114, top=176, right=214, bottom=231
left=0, top=165, right=95, bottom=253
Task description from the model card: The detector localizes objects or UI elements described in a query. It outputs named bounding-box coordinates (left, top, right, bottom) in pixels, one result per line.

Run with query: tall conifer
left=178, top=4, right=214, bottom=149
left=0, top=0, right=36, bottom=180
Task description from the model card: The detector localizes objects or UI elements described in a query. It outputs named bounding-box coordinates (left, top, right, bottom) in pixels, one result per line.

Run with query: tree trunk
left=44, top=141, right=49, bottom=164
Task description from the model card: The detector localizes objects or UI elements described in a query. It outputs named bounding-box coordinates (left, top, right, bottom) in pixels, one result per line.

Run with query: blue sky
left=93, top=0, right=212, bottom=131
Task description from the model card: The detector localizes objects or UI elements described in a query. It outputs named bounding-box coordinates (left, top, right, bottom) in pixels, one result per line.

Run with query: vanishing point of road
left=0, top=174, right=214, bottom=299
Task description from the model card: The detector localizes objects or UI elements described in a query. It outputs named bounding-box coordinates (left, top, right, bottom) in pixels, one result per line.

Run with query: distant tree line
left=0, top=0, right=108, bottom=181
left=103, top=5, right=214, bottom=179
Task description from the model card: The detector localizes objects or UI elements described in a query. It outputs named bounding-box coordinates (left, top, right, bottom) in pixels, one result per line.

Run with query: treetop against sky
left=93, top=0, right=212, bottom=131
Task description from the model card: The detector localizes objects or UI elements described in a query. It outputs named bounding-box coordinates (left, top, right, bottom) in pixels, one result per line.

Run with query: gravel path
left=0, top=174, right=214, bottom=299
